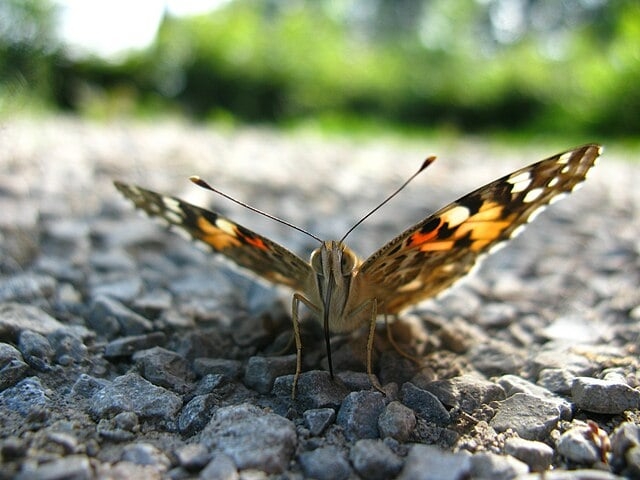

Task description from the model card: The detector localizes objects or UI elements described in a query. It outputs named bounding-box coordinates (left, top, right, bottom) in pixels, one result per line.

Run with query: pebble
left=0, top=302, right=65, bottom=337
left=0, top=377, right=49, bottom=416
left=71, top=374, right=110, bottom=399
left=0, top=342, right=29, bottom=390
left=193, top=357, right=243, bottom=379
left=504, top=437, right=554, bottom=472
left=556, top=424, right=601, bottom=465
left=178, top=393, right=219, bottom=436
left=398, top=444, right=471, bottom=480
left=303, top=408, right=336, bottom=436
left=18, top=330, right=54, bottom=371
left=489, top=393, right=562, bottom=441
left=468, top=451, right=529, bottom=479
left=400, top=382, right=451, bottom=426
left=121, top=442, right=171, bottom=470
left=538, top=368, right=576, bottom=395
left=200, top=403, right=296, bottom=474
left=113, top=411, right=139, bottom=431
left=89, top=274, right=143, bottom=302
left=377, top=400, right=416, bottom=442
left=498, top=374, right=572, bottom=420
left=298, top=445, right=351, bottom=480
left=609, top=422, right=640, bottom=476
left=337, top=390, right=386, bottom=441
left=422, top=374, right=506, bottom=412
left=572, top=376, right=640, bottom=414
left=88, top=295, right=153, bottom=337
left=199, top=452, right=239, bottom=480
left=0, top=273, right=56, bottom=303
left=244, top=354, right=297, bottom=393
left=467, top=341, right=526, bottom=377
left=48, top=329, right=89, bottom=365
left=103, top=332, right=166, bottom=358
left=133, top=346, right=194, bottom=392
left=175, top=443, right=211, bottom=472
left=349, top=438, right=404, bottom=480
left=15, top=454, right=92, bottom=480
left=272, top=370, right=349, bottom=410
left=89, top=373, right=182, bottom=424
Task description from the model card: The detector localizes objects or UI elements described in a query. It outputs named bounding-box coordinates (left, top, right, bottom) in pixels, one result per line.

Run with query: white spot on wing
left=523, top=187, right=544, bottom=203
left=216, top=218, right=239, bottom=236
left=443, top=205, right=470, bottom=227
left=547, top=177, right=559, bottom=188
left=557, top=151, right=572, bottom=164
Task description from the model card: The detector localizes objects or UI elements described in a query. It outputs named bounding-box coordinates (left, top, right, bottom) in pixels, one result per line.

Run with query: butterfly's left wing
left=114, top=181, right=314, bottom=290
left=357, top=144, right=601, bottom=314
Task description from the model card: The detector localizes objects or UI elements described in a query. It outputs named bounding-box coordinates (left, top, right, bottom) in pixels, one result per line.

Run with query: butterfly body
left=114, top=143, right=602, bottom=397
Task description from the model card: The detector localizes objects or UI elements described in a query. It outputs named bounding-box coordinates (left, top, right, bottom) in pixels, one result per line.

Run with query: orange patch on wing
left=196, top=216, right=242, bottom=250
left=408, top=220, right=443, bottom=246
left=418, top=240, right=455, bottom=252
left=241, top=234, right=269, bottom=251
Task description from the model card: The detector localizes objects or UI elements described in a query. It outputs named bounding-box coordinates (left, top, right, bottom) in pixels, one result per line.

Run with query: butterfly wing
left=114, top=181, right=314, bottom=290
left=357, top=144, right=602, bottom=314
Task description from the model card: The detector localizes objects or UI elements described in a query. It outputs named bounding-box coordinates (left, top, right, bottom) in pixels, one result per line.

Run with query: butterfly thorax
left=309, top=240, right=368, bottom=334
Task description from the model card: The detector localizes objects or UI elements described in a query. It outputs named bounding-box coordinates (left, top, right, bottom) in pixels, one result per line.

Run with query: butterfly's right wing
left=114, top=181, right=314, bottom=290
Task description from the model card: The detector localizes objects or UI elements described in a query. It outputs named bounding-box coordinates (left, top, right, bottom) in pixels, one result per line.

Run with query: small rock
left=113, top=411, right=139, bottom=431
left=469, top=451, right=529, bottom=479
left=498, top=375, right=572, bottom=420
left=557, top=424, right=601, bottom=464
left=0, top=343, right=28, bottom=391
left=89, top=373, right=182, bottom=424
left=199, top=452, right=239, bottom=480
left=1, top=436, right=27, bottom=460
left=192, top=374, right=226, bottom=395
left=175, top=443, right=211, bottom=472
left=337, top=391, right=385, bottom=441
left=121, top=442, right=171, bottom=470
left=504, top=437, right=554, bottom=472
left=103, top=332, right=166, bottom=358
left=398, top=444, right=471, bottom=480
left=350, top=439, right=403, bottom=480
left=15, top=454, right=92, bottom=480
left=89, top=274, right=143, bottom=302
left=71, top=374, right=110, bottom=399
left=298, top=446, right=351, bottom=480
left=48, top=329, right=88, bottom=365
left=610, top=421, right=640, bottom=462
left=0, top=302, right=65, bottom=337
left=422, top=374, right=506, bottom=412
left=572, top=377, right=640, bottom=414
left=133, top=346, right=194, bottom=392
left=272, top=370, right=349, bottom=410
left=200, top=403, right=296, bottom=474
left=193, top=358, right=243, bottom=379
left=18, top=330, right=54, bottom=371
left=178, top=394, right=219, bottom=436
left=537, top=368, right=576, bottom=395
left=400, top=383, right=450, bottom=426
left=47, top=431, right=79, bottom=454
left=244, top=355, right=296, bottom=393
left=89, top=295, right=152, bottom=338
left=468, top=341, right=526, bottom=377
left=490, top=393, right=561, bottom=441
left=303, top=408, right=336, bottom=436
left=0, top=377, right=49, bottom=416
left=378, top=400, right=416, bottom=442
left=0, top=273, right=56, bottom=303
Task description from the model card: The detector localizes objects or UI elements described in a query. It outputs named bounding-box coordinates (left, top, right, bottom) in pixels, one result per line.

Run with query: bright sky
left=55, top=0, right=227, bottom=58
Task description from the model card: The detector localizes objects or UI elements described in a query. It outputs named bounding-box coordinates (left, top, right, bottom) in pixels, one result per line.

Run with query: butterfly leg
left=346, top=298, right=384, bottom=395
left=291, top=293, right=319, bottom=400
left=385, top=314, right=423, bottom=365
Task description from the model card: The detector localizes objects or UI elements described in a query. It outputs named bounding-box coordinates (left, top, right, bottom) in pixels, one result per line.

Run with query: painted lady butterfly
left=115, top=144, right=601, bottom=396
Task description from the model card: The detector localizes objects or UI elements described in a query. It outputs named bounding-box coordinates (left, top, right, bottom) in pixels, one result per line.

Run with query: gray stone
left=200, top=403, right=296, bottom=474
left=48, top=329, right=89, bottom=365
left=121, top=442, right=171, bottom=469
left=89, top=373, right=182, bottom=423
left=337, top=390, right=385, bottom=441
left=15, top=454, right=92, bottom=480
left=133, top=346, right=194, bottom=392
left=298, top=446, right=351, bottom=480
left=89, top=295, right=152, bottom=337
left=557, top=424, right=601, bottom=464
left=468, top=341, right=526, bottom=377
left=244, top=354, right=296, bottom=393
left=0, top=377, right=49, bottom=416
left=490, top=393, right=561, bottom=441
left=199, top=452, right=238, bottom=480
left=400, top=382, right=450, bottom=425
left=504, top=437, right=554, bottom=472
left=193, top=357, right=243, bottom=379
left=498, top=374, right=572, bottom=420
left=513, top=470, right=620, bottom=480
left=610, top=422, right=640, bottom=462
left=0, top=303, right=65, bottom=338
left=303, top=408, right=335, bottom=436
left=89, top=274, right=143, bottom=302
left=192, top=374, right=226, bottom=395
left=272, top=370, right=349, bottom=409
left=103, top=332, right=166, bottom=358
left=178, top=394, right=219, bottom=436
left=0, top=273, right=56, bottom=303
left=113, top=411, right=139, bottom=431
left=468, top=451, right=529, bottom=479
left=538, top=368, right=576, bottom=395
left=350, top=439, right=403, bottom=480
left=71, top=374, right=110, bottom=399
left=18, top=330, right=54, bottom=371
left=378, top=400, right=416, bottom=442
left=572, top=376, right=640, bottom=414
left=422, top=374, right=506, bottom=412
left=0, top=342, right=28, bottom=391
left=398, top=444, right=471, bottom=480
left=175, top=443, right=211, bottom=472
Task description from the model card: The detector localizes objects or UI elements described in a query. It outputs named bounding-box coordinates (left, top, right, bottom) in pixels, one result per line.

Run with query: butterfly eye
left=340, top=249, right=356, bottom=275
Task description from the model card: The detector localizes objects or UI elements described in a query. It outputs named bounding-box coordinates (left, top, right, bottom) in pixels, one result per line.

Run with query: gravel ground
left=0, top=117, right=639, bottom=479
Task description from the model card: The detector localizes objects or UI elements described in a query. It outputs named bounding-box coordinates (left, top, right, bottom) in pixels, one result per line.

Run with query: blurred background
left=1, top=0, right=638, bottom=140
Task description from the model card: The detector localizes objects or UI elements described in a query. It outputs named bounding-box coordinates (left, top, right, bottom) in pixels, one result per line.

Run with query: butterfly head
left=310, top=241, right=358, bottom=289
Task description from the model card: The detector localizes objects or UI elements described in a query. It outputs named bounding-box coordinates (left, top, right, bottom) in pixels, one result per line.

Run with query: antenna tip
left=190, top=176, right=208, bottom=188
left=419, top=155, right=437, bottom=172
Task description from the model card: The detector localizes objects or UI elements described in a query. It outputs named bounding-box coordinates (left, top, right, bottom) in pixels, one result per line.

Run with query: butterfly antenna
left=340, top=156, right=436, bottom=243
left=190, top=176, right=323, bottom=243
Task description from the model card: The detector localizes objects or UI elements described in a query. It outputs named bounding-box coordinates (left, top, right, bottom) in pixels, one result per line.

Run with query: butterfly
left=114, top=144, right=601, bottom=397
